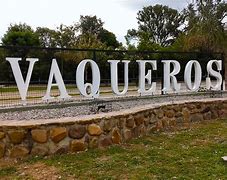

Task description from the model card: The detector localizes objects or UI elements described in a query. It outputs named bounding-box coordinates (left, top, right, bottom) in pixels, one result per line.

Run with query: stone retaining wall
left=0, top=98, right=227, bottom=158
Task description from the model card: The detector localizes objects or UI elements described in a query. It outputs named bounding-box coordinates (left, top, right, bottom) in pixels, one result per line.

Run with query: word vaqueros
left=6, top=58, right=223, bottom=101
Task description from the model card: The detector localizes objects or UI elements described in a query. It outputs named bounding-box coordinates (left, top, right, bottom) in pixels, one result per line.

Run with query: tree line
left=1, top=0, right=226, bottom=52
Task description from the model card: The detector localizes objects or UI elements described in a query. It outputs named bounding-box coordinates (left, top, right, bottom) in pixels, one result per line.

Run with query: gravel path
left=0, top=92, right=226, bottom=121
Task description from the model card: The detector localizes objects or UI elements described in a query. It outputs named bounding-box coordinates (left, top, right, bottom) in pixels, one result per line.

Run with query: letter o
left=184, top=60, right=202, bottom=91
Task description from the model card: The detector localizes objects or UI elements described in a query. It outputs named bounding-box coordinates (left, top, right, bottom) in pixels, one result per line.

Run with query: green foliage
left=77, top=15, right=120, bottom=49
left=126, top=4, right=185, bottom=48
left=0, top=167, right=17, bottom=177
left=1, top=23, right=40, bottom=46
left=36, top=27, right=59, bottom=48
left=98, top=29, right=120, bottom=49
left=78, top=15, right=104, bottom=35
left=182, top=0, right=227, bottom=52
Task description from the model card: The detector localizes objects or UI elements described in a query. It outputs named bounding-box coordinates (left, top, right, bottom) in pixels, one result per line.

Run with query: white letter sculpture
left=6, top=57, right=38, bottom=102
left=43, top=59, right=70, bottom=100
left=137, top=60, right=157, bottom=95
left=76, top=59, right=100, bottom=98
left=184, top=60, right=202, bottom=91
left=206, top=60, right=222, bottom=90
left=162, top=60, right=181, bottom=94
left=108, top=60, right=130, bottom=96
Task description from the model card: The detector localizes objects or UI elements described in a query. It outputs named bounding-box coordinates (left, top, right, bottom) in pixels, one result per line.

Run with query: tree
left=57, top=24, right=78, bottom=48
left=183, top=0, right=227, bottom=52
left=126, top=4, right=185, bottom=48
left=1, top=23, right=40, bottom=46
left=98, top=29, right=120, bottom=49
left=77, top=15, right=104, bottom=35
left=77, top=15, right=120, bottom=49
left=36, top=27, right=59, bottom=47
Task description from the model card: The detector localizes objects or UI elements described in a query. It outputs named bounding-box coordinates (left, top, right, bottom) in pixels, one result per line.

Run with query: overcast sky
left=0, top=0, right=190, bottom=44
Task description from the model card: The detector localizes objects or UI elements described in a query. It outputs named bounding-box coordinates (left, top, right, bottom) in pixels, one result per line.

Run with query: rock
left=211, top=110, right=218, bottom=119
left=112, top=128, right=121, bottom=144
left=182, top=108, right=190, bottom=123
left=156, top=120, right=163, bottom=131
left=0, top=132, right=5, bottom=140
left=175, top=112, right=182, bottom=118
left=87, top=124, right=102, bottom=136
left=0, top=143, right=5, bottom=158
left=89, top=137, right=98, bottom=149
left=162, top=118, right=169, bottom=128
left=134, top=114, right=144, bottom=126
left=189, top=113, right=204, bottom=122
left=165, top=110, right=175, bottom=118
left=8, top=130, right=25, bottom=144
left=132, top=126, right=140, bottom=138
left=31, top=129, right=48, bottom=143
left=149, top=113, right=157, bottom=123
left=173, top=105, right=182, bottom=112
left=99, top=136, right=112, bottom=147
left=144, top=118, right=149, bottom=126
left=203, top=112, right=212, bottom=120
left=169, top=119, right=177, bottom=127
left=70, top=140, right=86, bottom=152
left=50, top=127, right=67, bottom=143
left=55, top=146, right=69, bottom=154
left=154, top=109, right=164, bottom=119
left=31, top=145, right=49, bottom=156
left=117, top=118, right=125, bottom=129
left=176, top=117, right=184, bottom=124
left=202, top=107, right=211, bottom=113
left=69, top=125, right=86, bottom=139
left=126, top=116, right=135, bottom=128
left=103, top=120, right=113, bottom=132
left=123, top=129, right=132, bottom=141
left=10, top=146, right=29, bottom=158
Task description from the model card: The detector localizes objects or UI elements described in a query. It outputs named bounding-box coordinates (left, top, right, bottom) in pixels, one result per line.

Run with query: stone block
left=156, top=120, right=163, bottom=131
left=203, top=112, right=212, bottom=120
left=70, top=139, right=86, bottom=152
left=112, top=128, right=121, bottom=144
left=89, top=137, right=98, bottom=149
left=182, top=108, right=190, bottom=123
left=0, top=132, right=5, bottom=140
left=165, top=110, right=175, bottom=118
left=154, top=109, right=164, bottom=119
left=126, top=116, right=134, bottom=128
left=175, top=112, right=182, bottom=118
left=117, top=118, right=125, bottom=129
left=31, top=145, right=49, bottom=156
left=50, top=127, right=67, bottom=143
left=0, top=143, right=5, bottom=158
left=31, top=129, right=48, bottom=143
left=99, top=136, right=112, bottom=147
left=8, top=130, right=25, bottom=144
left=10, top=146, right=29, bottom=158
left=134, top=114, right=144, bottom=126
left=69, top=125, right=86, bottom=139
left=162, top=118, right=169, bottom=128
left=87, top=124, right=102, bottom=136
left=211, top=110, right=218, bottom=119
left=123, top=129, right=132, bottom=141
left=189, top=113, right=204, bottom=122
left=103, top=119, right=113, bottom=132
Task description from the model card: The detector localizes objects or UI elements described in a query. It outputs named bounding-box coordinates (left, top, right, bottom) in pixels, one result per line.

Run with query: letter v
left=6, top=57, right=38, bottom=101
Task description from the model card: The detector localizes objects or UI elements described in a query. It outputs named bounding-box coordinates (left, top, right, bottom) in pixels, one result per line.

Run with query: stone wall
left=0, top=98, right=227, bottom=158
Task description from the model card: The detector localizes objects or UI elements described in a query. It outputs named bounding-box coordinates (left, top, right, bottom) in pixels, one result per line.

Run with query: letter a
left=6, top=57, right=38, bottom=101
left=43, top=59, right=71, bottom=100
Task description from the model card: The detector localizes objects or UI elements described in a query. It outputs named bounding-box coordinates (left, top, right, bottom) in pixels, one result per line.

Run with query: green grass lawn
left=0, top=120, right=227, bottom=179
